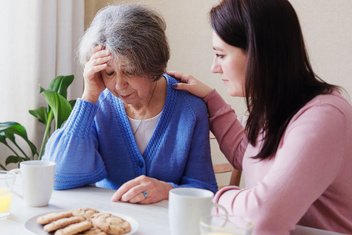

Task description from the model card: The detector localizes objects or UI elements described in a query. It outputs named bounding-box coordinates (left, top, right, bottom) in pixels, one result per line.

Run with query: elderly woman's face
left=102, top=61, right=154, bottom=105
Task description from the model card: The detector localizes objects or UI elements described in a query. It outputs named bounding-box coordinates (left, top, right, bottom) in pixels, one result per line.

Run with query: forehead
left=212, top=31, right=228, bottom=51
left=212, top=31, right=247, bottom=56
left=107, top=55, right=128, bottom=68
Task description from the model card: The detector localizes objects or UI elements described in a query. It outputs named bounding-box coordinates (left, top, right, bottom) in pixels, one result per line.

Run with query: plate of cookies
left=24, top=207, right=139, bottom=235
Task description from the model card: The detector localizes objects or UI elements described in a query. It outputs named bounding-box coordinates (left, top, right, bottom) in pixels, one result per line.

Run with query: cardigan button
left=138, top=161, right=144, bottom=168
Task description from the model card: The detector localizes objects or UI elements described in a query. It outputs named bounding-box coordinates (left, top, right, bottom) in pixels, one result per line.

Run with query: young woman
left=170, top=0, right=352, bottom=234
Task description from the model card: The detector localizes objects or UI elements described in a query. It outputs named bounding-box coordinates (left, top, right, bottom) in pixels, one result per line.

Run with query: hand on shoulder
left=167, top=71, right=213, bottom=99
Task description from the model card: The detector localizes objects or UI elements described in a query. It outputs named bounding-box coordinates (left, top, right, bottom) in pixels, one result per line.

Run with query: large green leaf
left=0, top=122, right=28, bottom=137
left=40, top=75, right=74, bottom=99
left=0, top=123, right=30, bottom=154
left=5, top=155, right=26, bottom=165
left=0, top=122, right=37, bottom=159
left=28, top=107, right=48, bottom=125
left=43, top=91, right=72, bottom=129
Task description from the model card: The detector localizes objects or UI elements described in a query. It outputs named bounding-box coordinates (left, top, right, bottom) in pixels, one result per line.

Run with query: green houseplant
left=0, top=122, right=38, bottom=170
left=0, top=75, right=76, bottom=170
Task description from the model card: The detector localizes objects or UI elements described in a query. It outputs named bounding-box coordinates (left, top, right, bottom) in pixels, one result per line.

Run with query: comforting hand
left=82, top=45, right=112, bottom=103
left=167, top=71, right=213, bottom=99
left=111, top=175, right=174, bottom=204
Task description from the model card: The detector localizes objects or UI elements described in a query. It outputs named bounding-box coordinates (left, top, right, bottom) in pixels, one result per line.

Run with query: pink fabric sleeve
left=204, top=89, right=248, bottom=170
left=206, top=90, right=347, bottom=234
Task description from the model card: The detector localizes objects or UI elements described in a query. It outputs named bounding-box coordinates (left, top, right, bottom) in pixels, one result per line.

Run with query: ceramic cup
left=0, top=171, right=16, bottom=219
left=10, top=160, right=55, bottom=207
left=169, top=188, right=228, bottom=235
left=200, top=214, right=254, bottom=235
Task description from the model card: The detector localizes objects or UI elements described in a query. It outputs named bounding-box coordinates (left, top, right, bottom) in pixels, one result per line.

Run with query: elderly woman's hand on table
left=111, top=175, right=174, bottom=204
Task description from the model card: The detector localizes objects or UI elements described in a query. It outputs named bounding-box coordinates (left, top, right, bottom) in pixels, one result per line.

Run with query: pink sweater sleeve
left=204, top=89, right=248, bottom=170
left=205, top=90, right=348, bottom=234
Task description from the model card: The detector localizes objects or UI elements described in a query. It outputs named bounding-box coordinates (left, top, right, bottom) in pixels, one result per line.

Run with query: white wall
left=290, top=0, right=352, bottom=97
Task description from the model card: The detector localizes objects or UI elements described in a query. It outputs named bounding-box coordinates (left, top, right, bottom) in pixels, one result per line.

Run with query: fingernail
left=172, top=83, right=178, bottom=88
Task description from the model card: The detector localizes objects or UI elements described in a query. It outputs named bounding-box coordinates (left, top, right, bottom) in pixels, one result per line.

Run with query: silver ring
left=142, top=191, right=147, bottom=199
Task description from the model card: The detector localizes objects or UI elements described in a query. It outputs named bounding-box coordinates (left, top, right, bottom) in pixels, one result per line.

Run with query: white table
left=0, top=186, right=346, bottom=235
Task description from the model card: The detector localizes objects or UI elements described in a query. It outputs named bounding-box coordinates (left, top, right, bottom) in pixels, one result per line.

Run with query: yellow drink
left=0, top=188, right=12, bottom=213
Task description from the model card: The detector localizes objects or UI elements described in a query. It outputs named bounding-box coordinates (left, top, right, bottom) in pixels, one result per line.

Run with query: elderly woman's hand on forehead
left=82, top=45, right=112, bottom=104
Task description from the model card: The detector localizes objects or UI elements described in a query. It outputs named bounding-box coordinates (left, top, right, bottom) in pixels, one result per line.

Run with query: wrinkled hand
left=111, top=175, right=173, bottom=204
left=167, top=71, right=213, bottom=99
left=82, top=45, right=112, bottom=103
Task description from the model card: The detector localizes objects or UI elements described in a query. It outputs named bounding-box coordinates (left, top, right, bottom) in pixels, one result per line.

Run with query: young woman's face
left=211, top=31, right=247, bottom=97
left=101, top=62, right=154, bottom=105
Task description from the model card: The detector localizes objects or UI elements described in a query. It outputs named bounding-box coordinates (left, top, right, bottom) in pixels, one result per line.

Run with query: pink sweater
left=205, top=89, right=352, bottom=234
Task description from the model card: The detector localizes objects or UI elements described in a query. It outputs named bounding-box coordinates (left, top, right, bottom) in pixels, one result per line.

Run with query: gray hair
left=78, top=3, right=170, bottom=80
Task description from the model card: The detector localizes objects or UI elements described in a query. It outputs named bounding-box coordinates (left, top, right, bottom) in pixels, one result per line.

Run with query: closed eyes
left=216, top=54, right=225, bottom=59
left=105, top=70, right=115, bottom=76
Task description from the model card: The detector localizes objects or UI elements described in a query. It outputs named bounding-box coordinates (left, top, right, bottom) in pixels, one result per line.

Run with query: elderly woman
left=42, top=3, right=217, bottom=204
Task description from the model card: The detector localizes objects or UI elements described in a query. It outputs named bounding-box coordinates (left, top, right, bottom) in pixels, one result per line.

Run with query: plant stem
left=12, top=142, right=30, bottom=160
left=38, top=110, right=53, bottom=160
left=5, top=143, right=20, bottom=157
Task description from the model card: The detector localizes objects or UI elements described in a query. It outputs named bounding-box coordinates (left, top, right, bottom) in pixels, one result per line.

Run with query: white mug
left=10, top=160, right=55, bottom=207
left=169, top=188, right=228, bottom=235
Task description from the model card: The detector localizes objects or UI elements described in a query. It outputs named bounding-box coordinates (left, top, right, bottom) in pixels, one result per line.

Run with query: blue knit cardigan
left=42, top=75, right=218, bottom=193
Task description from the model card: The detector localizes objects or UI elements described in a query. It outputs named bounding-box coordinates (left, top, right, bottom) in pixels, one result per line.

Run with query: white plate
left=25, top=210, right=139, bottom=235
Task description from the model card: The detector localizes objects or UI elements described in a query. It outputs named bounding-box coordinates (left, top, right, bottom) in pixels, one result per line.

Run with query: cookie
left=91, top=213, right=131, bottom=235
left=37, top=211, right=74, bottom=225
left=72, top=208, right=100, bottom=220
left=78, top=227, right=108, bottom=235
left=54, top=220, right=92, bottom=235
left=43, top=216, right=83, bottom=232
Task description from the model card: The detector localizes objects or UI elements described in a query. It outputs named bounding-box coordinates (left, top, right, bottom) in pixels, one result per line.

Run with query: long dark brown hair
left=210, top=0, right=337, bottom=159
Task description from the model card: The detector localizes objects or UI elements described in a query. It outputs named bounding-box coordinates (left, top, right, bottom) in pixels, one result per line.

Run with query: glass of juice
left=0, top=171, right=16, bottom=220
left=200, top=214, right=254, bottom=235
